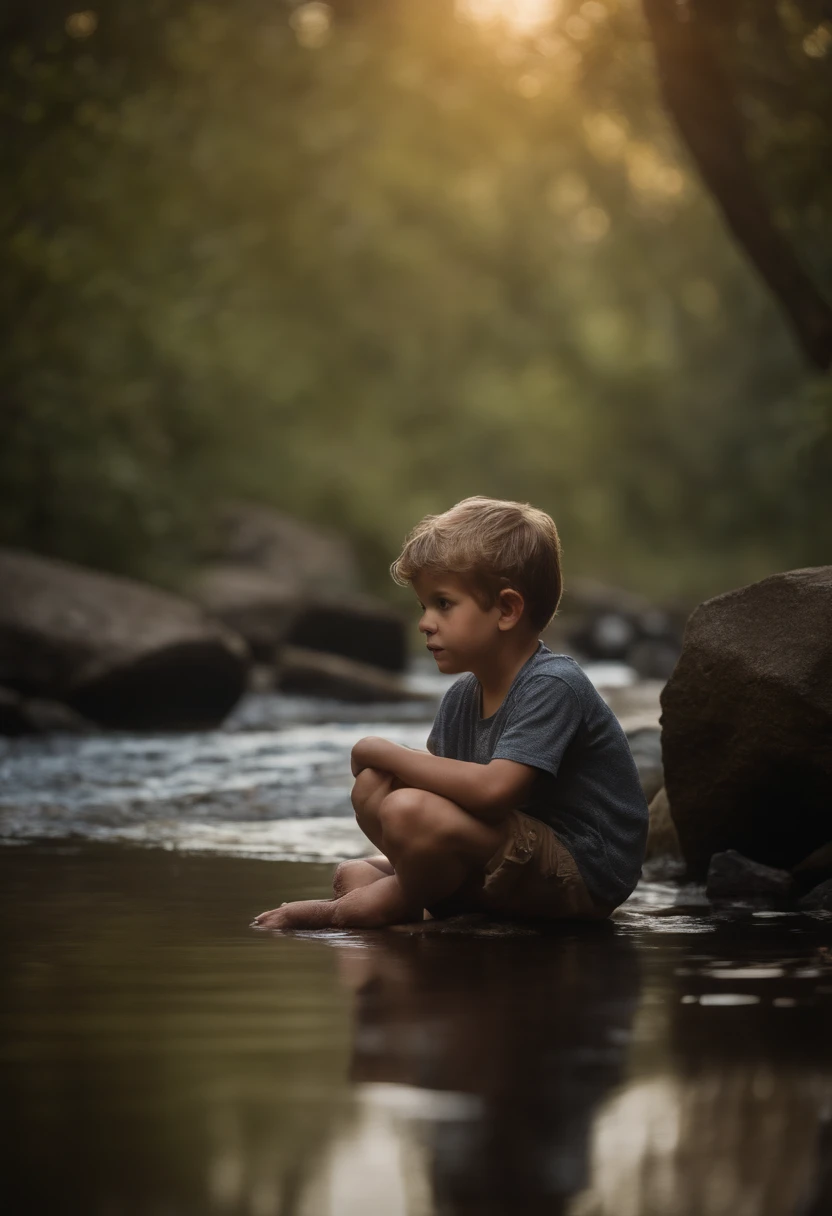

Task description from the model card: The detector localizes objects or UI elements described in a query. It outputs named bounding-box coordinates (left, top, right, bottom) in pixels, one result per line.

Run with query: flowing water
left=1, top=662, right=830, bottom=1216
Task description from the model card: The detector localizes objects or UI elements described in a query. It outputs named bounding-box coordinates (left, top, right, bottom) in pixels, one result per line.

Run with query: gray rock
left=573, top=610, right=638, bottom=661
left=661, top=566, right=832, bottom=878
left=210, top=501, right=360, bottom=591
left=627, top=637, right=680, bottom=680
left=0, top=548, right=248, bottom=730
left=193, top=566, right=407, bottom=673
left=0, top=687, right=29, bottom=736
left=645, top=786, right=683, bottom=863
left=791, top=840, right=832, bottom=887
left=21, top=698, right=94, bottom=734
left=285, top=592, right=407, bottom=673
left=706, top=850, right=793, bottom=901
left=626, top=727, right=664, bottom=804
left=191, top=565, right=299, bottom=662
left=550, top=576, right=686, bottom=663
left=798, top=878, right=832, bottom=911
left=276, top=646, right=431, bottom=703
left=0, top=684, right=94, bottom=735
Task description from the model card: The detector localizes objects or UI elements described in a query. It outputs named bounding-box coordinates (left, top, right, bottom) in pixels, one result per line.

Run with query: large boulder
left=798, top=878, right=832, bottom=911
left=191, top=565, right=299, bottom=663
left=0, top=685, right=93, bottom=736
left=705, top=850, right=793, bottom=902
left=660, top=566, right=832, bottom=878
left=284, top=592, right=407, bottom=672
left=791, top=841, right=832, bottom=891
left=0, top=687, right=29, bottom=736
left=276, top=647, right=433, bottom=703
left=194, top=505, right=406, bottom=671
left=0, top=549, right=249, bottom=729
left=192, top=568, right=408, bottom=672
left=209, top=501, right=360, bottom=591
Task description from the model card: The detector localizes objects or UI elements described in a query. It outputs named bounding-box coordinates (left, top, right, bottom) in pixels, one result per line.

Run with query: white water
left=0, top=658, right=654, bottom=862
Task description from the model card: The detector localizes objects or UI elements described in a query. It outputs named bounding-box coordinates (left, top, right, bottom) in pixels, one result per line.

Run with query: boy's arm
left=351, top=736, right=537, bottom=825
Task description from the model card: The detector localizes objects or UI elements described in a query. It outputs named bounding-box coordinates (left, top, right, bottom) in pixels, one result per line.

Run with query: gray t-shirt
left=426, top=641, right=649, bottom=906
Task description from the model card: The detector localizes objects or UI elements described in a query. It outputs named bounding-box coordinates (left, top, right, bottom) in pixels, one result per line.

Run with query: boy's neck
left=474, top=632, right=541, bottom=718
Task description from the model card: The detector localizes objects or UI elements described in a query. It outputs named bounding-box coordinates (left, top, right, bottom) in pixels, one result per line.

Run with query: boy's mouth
left=427, top=645, right=445, bottom=656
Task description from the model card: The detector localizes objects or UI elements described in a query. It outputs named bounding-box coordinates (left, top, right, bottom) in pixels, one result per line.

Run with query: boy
left=252, top=496, right=648, bottom=931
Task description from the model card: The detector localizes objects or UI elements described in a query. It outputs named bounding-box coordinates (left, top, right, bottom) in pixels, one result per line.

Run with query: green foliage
left=1, top=0, right=829, bottom=598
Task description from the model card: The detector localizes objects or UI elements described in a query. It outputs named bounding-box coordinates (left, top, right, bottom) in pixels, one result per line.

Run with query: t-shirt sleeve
left=491, top=675, right=582, bottom=779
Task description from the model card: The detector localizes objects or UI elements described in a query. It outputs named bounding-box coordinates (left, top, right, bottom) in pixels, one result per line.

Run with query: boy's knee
left=379, top=789, right=453, bottom=855
left=351, top=766, right=386, bottom=812
left=332, top=860, right=355, bottom=895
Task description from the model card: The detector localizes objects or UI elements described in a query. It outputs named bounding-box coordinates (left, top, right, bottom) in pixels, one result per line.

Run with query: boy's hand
left=351, top=735, right=391, bottom=778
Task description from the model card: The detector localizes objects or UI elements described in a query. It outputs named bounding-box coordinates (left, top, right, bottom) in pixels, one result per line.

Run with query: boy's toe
left=250, top=901, right=289, bottom=929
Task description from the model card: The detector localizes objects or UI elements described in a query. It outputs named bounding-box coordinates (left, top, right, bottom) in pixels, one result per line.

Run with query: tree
left=642, top=0, right=832, bottom=369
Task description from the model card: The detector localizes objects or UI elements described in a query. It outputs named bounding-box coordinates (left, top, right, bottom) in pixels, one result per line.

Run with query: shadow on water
left=1, top=844, right=831, bottom=1216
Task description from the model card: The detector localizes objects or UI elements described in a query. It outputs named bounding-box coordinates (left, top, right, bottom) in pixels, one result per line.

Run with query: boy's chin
left=434, top=653, right=467, bottom=674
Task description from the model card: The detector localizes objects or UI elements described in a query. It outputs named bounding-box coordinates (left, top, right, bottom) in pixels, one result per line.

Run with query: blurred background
left=3, top=10, right=832, bottom=1213
left=3, top=0, right=830, bottom=611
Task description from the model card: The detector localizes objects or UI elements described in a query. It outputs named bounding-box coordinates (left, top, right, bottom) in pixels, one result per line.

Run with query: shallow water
left=0, top=661, right=659, bottom=861
left=2, top=666, right=830, bottom=1214
left=1, top=845, right=831, bottom=1216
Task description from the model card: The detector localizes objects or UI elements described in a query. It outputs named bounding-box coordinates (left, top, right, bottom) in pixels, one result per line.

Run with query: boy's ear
left=496, top=588, right=525, bottom=631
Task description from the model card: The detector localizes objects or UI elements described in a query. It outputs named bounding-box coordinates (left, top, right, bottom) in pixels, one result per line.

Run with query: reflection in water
left=295, top=917, right=832, bottom=1216
left=1, top=845, right=831, bottom=1216
left=573, top=1068, right=830, bottom=1216
left=569, top=927, right=832, bottom=1216
left=296, top=928, right=641, bottom=1216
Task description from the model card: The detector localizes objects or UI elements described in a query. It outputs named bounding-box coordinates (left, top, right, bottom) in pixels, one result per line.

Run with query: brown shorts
left=477, top=811, right=614, bottom=922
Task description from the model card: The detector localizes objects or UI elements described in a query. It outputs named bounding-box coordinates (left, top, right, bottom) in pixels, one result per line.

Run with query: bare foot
left=251, top=875, right=422, bottom=931
left=251, top=898, right=340, bottom=930
left=251, top=857, right=396, bottom=930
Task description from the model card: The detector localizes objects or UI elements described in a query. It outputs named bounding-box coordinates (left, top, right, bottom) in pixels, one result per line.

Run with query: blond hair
left=390, top=496, right=563, bottom=632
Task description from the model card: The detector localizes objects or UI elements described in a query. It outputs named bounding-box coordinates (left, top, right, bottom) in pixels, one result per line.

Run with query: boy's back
left=427, top=640, right=649, bottom=907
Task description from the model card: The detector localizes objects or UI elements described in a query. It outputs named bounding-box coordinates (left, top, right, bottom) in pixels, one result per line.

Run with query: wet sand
left=1, top=844, right=831, bottom=1216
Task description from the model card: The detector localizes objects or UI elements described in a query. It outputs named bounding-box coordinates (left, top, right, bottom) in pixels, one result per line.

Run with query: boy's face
left=412, top=571, right=503, bottom=675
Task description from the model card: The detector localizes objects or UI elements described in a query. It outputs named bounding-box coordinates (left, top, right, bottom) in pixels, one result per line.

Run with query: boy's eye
left=438, top=598, right=451, bottom=609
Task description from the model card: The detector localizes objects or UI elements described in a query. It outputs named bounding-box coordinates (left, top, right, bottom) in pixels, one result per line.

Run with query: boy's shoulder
left=509, top=645, right=620, bottom=731
left=437, top=645, right=596, bottom=715
left=515, top=644, right=595, bottom=701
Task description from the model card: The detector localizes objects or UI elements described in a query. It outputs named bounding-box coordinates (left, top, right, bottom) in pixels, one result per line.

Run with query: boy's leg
left=251, top=769, right=399, bottom=929
left=253, top=872, right=421, bottom=931
left=328, top=768, right=401, bottom=896
left=332, top=856, right=394, bottom=895
left=350, top=766, right=403, bottom=852
left=252, top=787, right=507, bottom=930
left=378, top=788, right=507, bottom=913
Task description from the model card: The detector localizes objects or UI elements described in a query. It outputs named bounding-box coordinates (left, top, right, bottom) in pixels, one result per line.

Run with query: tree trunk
left=642, top=0, right=832, bottom=370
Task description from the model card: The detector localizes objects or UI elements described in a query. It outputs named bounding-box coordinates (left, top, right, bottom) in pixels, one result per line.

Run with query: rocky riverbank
left=1, top=503, right=686, bottom=732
